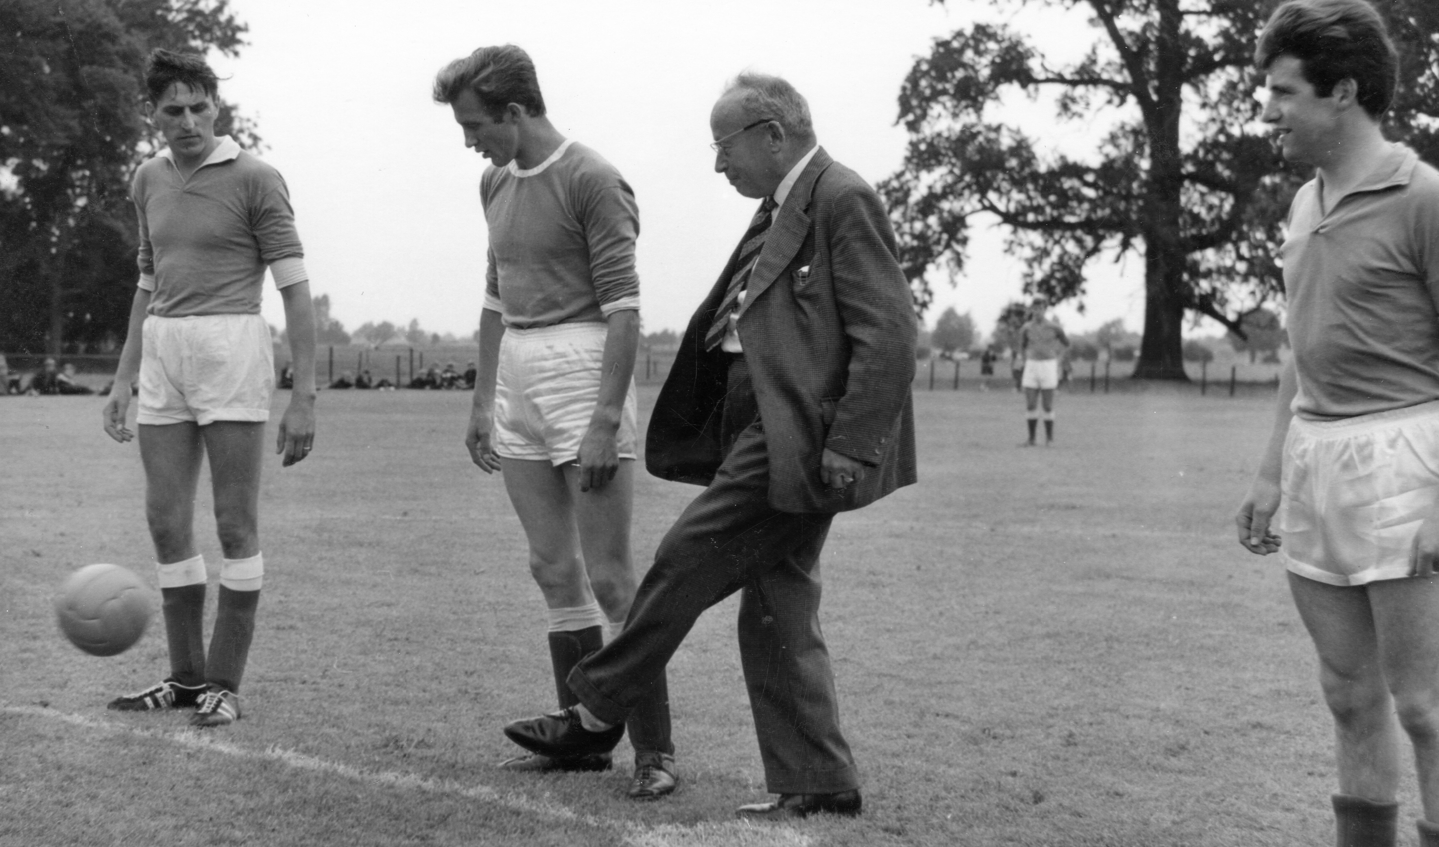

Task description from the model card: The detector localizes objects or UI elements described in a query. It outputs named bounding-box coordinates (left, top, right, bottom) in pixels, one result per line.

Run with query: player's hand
left=820, top=447, right=866, bottom=492
left=276, top=394, right=316, bottom=467
left=1410, top=515, right=1439, bottom=577
left=1236, top=477, right=1282, bottom=555
left=577, top=426, right=619, bottom=493
left=102, top=383, right=134, bottom=443
left=465, top=410, right=500, bottom=473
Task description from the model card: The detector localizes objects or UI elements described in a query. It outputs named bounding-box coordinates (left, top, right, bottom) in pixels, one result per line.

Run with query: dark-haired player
left=433, top=45, right=675, bottom=799
left=102, top=48, right=317, bottom=727
left=1237, top=2, right=1439, bottom=844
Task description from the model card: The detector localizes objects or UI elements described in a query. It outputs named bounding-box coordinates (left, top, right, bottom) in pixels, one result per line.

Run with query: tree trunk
left=1131, top=0, right=1189, bottom=381
left=1133, top=248, right=1188, bottom=379
left=47, top=248, right=65, bottom=357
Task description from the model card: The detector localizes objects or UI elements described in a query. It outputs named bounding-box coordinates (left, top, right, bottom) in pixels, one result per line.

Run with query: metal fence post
left=928, top=357, right=935, bottom=390
left=953, top=358, right=960, bottom=390
left=1230, top=365, right=1237, bottom=397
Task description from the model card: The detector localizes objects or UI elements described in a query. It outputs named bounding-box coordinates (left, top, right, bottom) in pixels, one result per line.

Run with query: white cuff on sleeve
left=599, top=297, right=641, bottom=317
left=138, top=274, right=156, bottom=292
left=482, top=292, right=506, bottom=315
left=270, top=257, right=309, bottom=289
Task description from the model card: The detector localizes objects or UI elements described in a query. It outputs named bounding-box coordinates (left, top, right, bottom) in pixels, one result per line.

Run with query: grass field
left=0, top=384, right=1411, bottom=846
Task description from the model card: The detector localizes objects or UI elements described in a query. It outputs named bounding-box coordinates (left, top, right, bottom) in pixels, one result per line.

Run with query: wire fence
left=0, top=346, right=1282, bottom=397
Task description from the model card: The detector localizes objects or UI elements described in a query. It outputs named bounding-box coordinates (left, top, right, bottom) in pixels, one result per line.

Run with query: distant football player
left=102, top=49, right=317, bottom=727
left=1019, top=298, right=1068, bottom=446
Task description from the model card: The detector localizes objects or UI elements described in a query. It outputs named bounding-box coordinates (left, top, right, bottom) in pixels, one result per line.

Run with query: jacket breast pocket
left=792, top=265, right=813, bottom=290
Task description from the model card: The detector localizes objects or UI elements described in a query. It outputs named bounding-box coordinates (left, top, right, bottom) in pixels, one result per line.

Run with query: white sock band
left=1026, top=412, right=1039, bottom=422
left=156, top=555, right=207, bottom=589
left=1043, top=411, right=1055, bottom=421
left=220, top=553, right=264, bottom=592
left=547, top=602, right=606, bottom=633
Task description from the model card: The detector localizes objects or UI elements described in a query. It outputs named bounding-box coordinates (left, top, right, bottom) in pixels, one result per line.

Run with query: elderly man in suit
left=504, top=72, right=917, bottom=819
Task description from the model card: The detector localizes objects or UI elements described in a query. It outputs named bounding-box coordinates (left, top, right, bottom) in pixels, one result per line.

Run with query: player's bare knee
left=1320, top=673, right=1391, bottom=727
left=588, top=571, right=635, bottom=617
left=1391, top=689, right=1439, bottom=742
left=213, top=515, right=259, bottom=559
left=528, top=552, right=582, bottom=591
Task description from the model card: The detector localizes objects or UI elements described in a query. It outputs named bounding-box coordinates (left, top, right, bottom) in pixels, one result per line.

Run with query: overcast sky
left=212, top=0, right=1148, bottom=340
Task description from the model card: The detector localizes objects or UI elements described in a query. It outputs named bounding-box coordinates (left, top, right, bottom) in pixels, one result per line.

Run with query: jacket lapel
left=738, top=148, right=833, bottom=317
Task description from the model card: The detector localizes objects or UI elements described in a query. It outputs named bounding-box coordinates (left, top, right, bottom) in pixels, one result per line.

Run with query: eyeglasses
left=710, top=118, right=774, bottom=154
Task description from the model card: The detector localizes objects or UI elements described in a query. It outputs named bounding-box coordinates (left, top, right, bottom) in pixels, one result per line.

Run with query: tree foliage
left=312, top=294, right=350, bottom=345
left=882, top=0, right=1439, bottom=380
left=0, top=0, right=255, bottom=354
left=1227, top=306, right=1286, bottom=363
left=990, top=300, right=1029, bottom=354
left=931, top=306, right=976, bottom=356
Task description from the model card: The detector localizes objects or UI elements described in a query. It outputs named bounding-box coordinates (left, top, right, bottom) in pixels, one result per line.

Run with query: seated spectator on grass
left=57, top=363, right=94, bottom=395
left=354, top=369, right=373, bottom=389
left=28, top=358, right=62, bottom=395
left=0, top=354, right=11, bottom=395
left=278, top=363, right=295, bottom=390
left=329, top=370, right=355, bottom=389
left=374, top=377, right=395, bottom=390
left=463, top=361, right=477, bottom=389
left=409, top=367, right=439, bottom=389
left=440, top=361, right=460, bottom=389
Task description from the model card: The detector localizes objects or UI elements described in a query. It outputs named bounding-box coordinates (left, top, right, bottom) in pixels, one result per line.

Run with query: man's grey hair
left=723, top=72, right=816, bottom=146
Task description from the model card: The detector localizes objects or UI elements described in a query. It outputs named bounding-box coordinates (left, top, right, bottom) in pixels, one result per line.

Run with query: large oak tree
left=0, top=0, right=255, bottom=355
left=882, top=0, right=1439, bottom=379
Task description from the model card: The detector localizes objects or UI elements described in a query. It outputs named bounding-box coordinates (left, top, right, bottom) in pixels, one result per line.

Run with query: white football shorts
left=1278, top=400, right=1439, bottom=586
left=493, top=322, right=637, bottom=466
left=1021, top=358, right=1061, bottom=390
left=138, top=314, right=275, bottom=426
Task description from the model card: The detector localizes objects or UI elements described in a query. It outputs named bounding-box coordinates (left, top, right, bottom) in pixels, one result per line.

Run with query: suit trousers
left=568, top=355, right=859, bottom=794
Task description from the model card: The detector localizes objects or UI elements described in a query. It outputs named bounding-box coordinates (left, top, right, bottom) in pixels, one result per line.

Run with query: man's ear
left=1332, top=77, right=1360, bottom=110
left=764, top=119, right=787, bottom=148
left=143, top=100, right=156, bottom=122
left=504, top=102, right=526, bottom=123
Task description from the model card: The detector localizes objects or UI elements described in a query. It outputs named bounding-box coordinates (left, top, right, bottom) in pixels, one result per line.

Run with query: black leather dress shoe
left=735, top=789, right=862, bottom=820
left=503, top=707, right=625, bottom=758
left=627, top=752, right=677, bottom=800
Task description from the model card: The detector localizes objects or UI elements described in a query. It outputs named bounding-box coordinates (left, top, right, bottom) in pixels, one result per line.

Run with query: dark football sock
left=206, top=586, right=260, bottom=694
left=548, top=626, right=604, bottom=710
left=161, top=583, right=207, bottom=687
left=1332, top=793, right=1398, bottom=847
left=1044, top=419, right=1054, bottom=441
left=1026, top=418, right=1037, bottom=442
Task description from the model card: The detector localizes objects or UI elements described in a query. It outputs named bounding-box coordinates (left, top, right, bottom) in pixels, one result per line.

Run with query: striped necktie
left=704, top=197, right=777, bottom=351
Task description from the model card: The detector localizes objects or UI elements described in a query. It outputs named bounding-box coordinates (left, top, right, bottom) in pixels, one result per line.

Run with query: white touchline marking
left=5, top=706, right=812, bottom=847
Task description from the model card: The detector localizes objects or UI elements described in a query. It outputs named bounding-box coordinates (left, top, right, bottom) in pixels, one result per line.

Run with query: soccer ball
left=55, top=564, right=153, bottom=657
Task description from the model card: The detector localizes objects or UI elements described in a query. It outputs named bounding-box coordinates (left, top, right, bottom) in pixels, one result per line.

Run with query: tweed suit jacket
left=646, top=147, right=917, bottom=513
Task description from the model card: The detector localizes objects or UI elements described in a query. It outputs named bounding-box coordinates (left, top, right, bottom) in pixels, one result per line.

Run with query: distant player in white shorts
left=1019, top=298, right=1068, bottom=446
left=434, top=45, right=675, bottom=799
left=101, top=50, right=317, bottom=728
left=1237, top=4, right=1439, bottom=845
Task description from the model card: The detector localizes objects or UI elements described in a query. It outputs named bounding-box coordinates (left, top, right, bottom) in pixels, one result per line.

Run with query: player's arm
left=102, top=287, right=152, bottom=443
left=466, top=306, right=505, bottom=474
left=578, top=308, right=639, bottom=492
left=1236, top=357, right=1295, bottom=555
left=276, top=279, right=317, bottom=467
